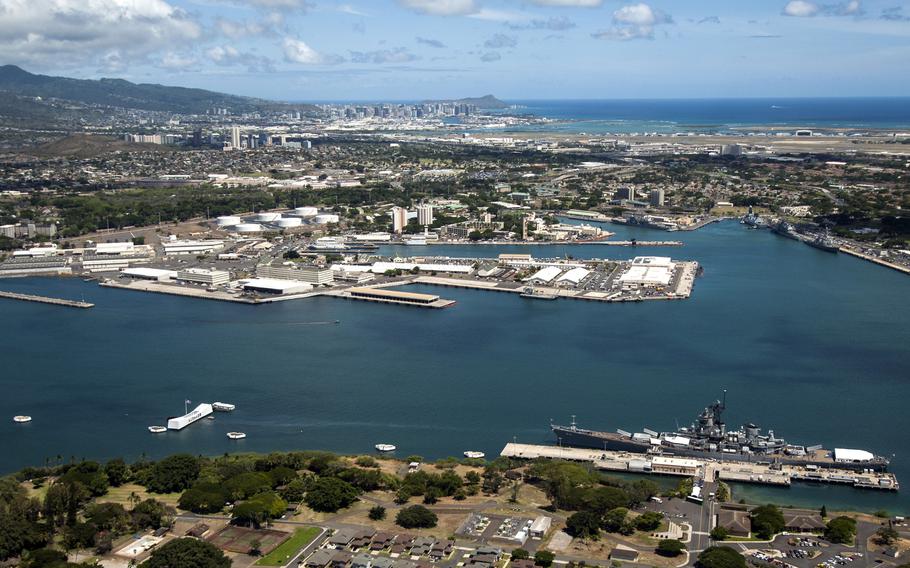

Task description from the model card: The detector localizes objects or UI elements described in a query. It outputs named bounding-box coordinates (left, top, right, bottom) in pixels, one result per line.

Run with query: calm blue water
left=497, top=98, right=910, bottom=133
left=1, top=221, right=909, bottom=514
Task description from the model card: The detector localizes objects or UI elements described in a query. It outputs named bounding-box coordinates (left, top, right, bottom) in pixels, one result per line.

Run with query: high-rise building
left=230, top=126, right=241, bottom=150
left=390, top=207, right=408, bottom=234
left=417, top=204, right=434, bottom=226
left=649, top=189, right=665, bottom=207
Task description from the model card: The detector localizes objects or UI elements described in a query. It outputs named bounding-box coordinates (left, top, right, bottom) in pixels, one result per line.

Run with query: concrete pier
left=0, top=290, right=93, bottom=309
left=500, top=442, right=899, bottom=491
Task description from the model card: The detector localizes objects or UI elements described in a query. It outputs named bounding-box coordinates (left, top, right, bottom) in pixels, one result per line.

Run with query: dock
left=500, top=443, right=899, bottom=491
left=839, top=246, right=910, bottom=276
left=0, top=290, right=93, bottom=309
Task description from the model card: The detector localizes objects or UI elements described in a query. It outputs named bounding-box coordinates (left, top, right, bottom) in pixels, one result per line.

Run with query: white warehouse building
left=176, top=268, right=230, bottom=286
left=556, top=267, right=590, bottom=286
left=525, top=266, right=562, bottom=285
left=618, top=256, right=675, bottom=288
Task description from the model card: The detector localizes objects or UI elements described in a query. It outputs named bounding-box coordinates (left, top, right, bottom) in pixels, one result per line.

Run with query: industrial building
left=555, top=267, right=590, bottom=286
left=618, top=256, right=675, bottom=288
left=176, top=268, right=230, bottom=286
left=346, top=287, right=447, bottom=306
left=525, top=266, right=562, bottom=285
left=240, top=278, right=313, bottom=295
left=369, top=261, right=473, bottom=274
left=121, top=267, right=178, bottom=281
left=256, top=263, right=335, bottom=285
left=162, top=239, right=225, bottom=256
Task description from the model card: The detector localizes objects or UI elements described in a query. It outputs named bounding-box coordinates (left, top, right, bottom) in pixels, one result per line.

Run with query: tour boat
left=148, top=426, right=167, bottom=434
left=212, top=402, right=236, bottom=412
left=227, top=432, right=247, bottom=440
left=375, top=444, right=396, bottom=452
left=13, top=415, right=32, bottom=423
left=463, top=451, right=486, bottom=459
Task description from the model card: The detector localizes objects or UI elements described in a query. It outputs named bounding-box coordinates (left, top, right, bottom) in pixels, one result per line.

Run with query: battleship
left=806, top=229, right=839, bottom=253
left=551, top=392, right=890, bottom=472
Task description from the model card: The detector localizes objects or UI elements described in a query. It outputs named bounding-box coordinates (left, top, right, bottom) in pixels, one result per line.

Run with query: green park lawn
left=256, top=527, right=322, bottom=567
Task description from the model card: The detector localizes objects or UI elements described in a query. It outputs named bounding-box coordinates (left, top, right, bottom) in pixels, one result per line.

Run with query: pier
left=839, top=246, right=910, bottom=275
left=0, top=290, right=93, bottom=309
left=577, top=240, right=683, bottom=246
left=499, top=443, right=899, bottom=491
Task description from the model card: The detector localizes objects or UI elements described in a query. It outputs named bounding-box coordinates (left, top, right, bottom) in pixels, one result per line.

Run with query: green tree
left=750, top=505, right=785, bottom=540
left=511, top=549, right=530, bottom=560
left=656, top=539, right=686, bottom=557
left=146, top=455, right=200, bottom=493
left=635, top=511, right=663, bottom=532
left=369, top=506, right=386, bottom=521
left=395, top=505, right=437, bottom=529
left=566, top=511, right=601, bottom=539
left=825, top=516, right=857, bottom=544
left=132, top=499, right=170, bottom=530
left=141, top=537, right=230, bottom=568
left=695, top=546, right=746, bottom=568
left=602, top=508, right=628, bottom=533
left=710, top=526, right=729, bottom=541
left=304, top=477, right=358, bottom=513
left=179, top=483, right=228, bottom=514
left=534, top=550, right=555, bottom=567
left=104, top=458, right=130, bottom=487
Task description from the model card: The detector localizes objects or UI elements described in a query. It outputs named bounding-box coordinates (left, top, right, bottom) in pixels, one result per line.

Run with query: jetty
left=500, top=442, right=899, bottom=491
left=0, top=290, right=93, bottom=309
left=839, top=246, right=910, bottom=276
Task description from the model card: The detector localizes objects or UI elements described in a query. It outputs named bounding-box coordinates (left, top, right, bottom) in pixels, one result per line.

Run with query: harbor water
left=1, top=221, right=909, bottom=514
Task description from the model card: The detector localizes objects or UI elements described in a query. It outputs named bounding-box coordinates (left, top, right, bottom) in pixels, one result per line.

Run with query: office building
left=230, top=126, right=241, bottom=150
left=649, top=189, right=665, bottom=207
left=176, top=268, right=230, bottom=286
left=417, top=204, right=434, bottom=226
left=390, top=207, right=408, bottom=234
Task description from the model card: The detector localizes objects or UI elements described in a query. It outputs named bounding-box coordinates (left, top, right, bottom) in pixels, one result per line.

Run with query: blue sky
left=1, top=0, right=909, bottom=100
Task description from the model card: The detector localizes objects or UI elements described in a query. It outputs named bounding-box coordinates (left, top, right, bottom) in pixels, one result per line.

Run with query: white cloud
left=245, top=0, right=311, bottom=10
left=480, top=51, right=501, bottom=62
left=593, top=3, right=672, bottom=40
left=338, top=4, right=369, bottom=16
left=282, top=37, right=343, bottom=65
left=215, top=18, right=269, bottom=38
left=0, top=0, right=201, bottom=69
left=350, top=47, right=419, bottom=64
left=397, top=0, right=478, bottom=16
left=467, top=8, right=527, bottom=22
left=783, top=0, right=820, bottom=17
left=782, top=0, right=862, bottom=17
left=206, top=45, right=273, bottom=71
left=160, top=52, right=197, bottom=70
left=528, top=0, right=602, bottom=6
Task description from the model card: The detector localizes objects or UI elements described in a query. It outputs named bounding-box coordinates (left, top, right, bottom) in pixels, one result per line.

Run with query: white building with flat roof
left=256, top=264, right=334, bottom=285
left=618, top=256, right=675, bottom=288
left=162, top=239, right=225, bottom=256
left=176, top=268, right=230, bottom=286
left=240, top=278, right=312, bottom=295
left=121, top=267, right=178, bottom=281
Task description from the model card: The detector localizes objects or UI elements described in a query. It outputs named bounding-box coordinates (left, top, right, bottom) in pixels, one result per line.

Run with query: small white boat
left=375, top=443, right=396, bottom=452
left=13, top=415, right=32, bottom=423
left=227, top=432, right=246, bottom=440
left=463, top=451, right=485, bottom=459
left=148, top=426, right=167, bottom=434
left=212, top=402, right=235, bottom=412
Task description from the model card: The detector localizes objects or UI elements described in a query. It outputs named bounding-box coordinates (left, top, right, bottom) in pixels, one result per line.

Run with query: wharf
left=0, top=290, right=93, bottom=308
left=500, top=443, right=898, bottom=491
left=839, top=246, right=910, bottom=275
left=577, top=240, right=683, bottom=247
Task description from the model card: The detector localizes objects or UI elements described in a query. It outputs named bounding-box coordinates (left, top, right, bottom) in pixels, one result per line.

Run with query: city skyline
left=1, top=0, right=909, bottom=101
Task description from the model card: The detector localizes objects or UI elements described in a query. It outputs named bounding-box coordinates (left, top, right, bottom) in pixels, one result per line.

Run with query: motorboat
left=227, top=432, right=247, bottom=440
left=375, top=444, right=397, bottom=452
left=463, top=451, right=486, bottom=459
left=13, top=415, right=32, bottom=423
left=212, top=402, right=236, bottom=412
left=148, top=426, right=167, bottom=434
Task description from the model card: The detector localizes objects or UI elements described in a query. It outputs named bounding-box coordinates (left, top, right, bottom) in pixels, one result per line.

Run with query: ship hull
left=552, top=426, right=888, bottom=472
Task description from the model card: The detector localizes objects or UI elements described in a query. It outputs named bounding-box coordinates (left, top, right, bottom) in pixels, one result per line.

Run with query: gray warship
left=551, top=392, right=890, bottom=472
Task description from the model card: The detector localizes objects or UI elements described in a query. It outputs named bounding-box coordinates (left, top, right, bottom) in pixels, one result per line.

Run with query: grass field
left=256, top=527, right=322, bottom=567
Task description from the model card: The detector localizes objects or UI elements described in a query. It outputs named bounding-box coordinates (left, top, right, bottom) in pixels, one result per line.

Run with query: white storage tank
left=216, top=215, right=241, bottom=227
left=256, top=212, right=282, bottom=223
left=233, top=223, right=263, bottom=233
left=313, top=214, right=340, bottom=224
left=275, top=217, right=302, bottom=228
left=293, top=206, right=319, bottom=217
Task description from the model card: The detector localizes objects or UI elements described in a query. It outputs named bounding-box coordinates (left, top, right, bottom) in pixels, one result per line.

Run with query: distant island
left=422, top=94, right=509, bottom=110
